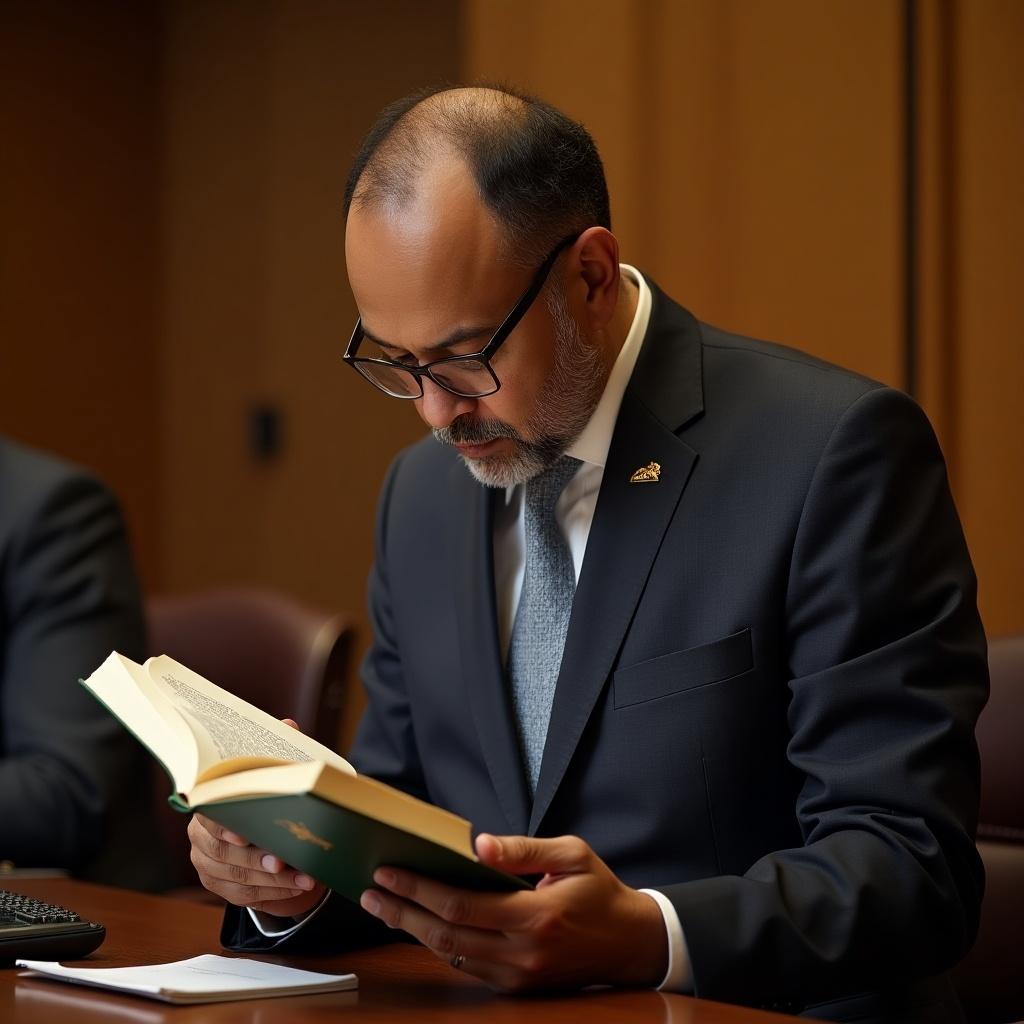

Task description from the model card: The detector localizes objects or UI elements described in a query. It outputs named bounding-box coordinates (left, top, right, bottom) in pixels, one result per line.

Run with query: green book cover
left=183, top=787, right=527, bottom=904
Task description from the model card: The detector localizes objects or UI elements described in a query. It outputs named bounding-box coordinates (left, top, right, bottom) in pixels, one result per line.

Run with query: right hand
left=188, top=813, right=327, bottom=917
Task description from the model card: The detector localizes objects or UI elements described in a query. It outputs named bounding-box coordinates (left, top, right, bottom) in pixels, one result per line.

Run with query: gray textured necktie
left=508, top=455, right=581, bottom=794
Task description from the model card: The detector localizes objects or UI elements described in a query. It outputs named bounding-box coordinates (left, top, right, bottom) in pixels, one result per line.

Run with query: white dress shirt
left=255, top=265, right=693, bottom=992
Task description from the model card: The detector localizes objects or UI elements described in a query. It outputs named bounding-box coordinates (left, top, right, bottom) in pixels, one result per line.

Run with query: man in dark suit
left=193, top=86, right=987, bottom=1021
left=0, top=435, right=167, bottom=890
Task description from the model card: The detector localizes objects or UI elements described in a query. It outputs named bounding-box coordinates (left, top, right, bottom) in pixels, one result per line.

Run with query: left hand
left=359, top=833, right=667, bottom=993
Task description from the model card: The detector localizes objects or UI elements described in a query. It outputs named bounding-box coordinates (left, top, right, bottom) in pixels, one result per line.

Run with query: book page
left=81, top=652, right=201, bottom=793
left=16, top=955, right=357, bottom=1004
left=146, top=656, right=354, bottom=783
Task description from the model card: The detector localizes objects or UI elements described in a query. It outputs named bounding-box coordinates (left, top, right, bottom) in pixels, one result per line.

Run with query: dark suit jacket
left=0, top=436, right=169, bottom=891
left=225, top=283, right=987, bottom=1022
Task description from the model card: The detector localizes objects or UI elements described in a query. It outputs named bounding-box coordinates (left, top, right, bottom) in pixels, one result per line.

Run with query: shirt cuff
left=638, top=888, right=694, bottom=993
left=247, top=888, right=332, bottom=938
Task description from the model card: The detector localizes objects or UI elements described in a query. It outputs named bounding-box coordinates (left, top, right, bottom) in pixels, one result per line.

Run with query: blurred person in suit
left=191, top=87, right=987, bottom=1022
left=0, top=434, right=168, bottom=890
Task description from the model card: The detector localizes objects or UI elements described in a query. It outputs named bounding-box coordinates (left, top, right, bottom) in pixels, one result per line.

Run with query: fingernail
left=261, top=854, right=279, bottom=871
left=373, top=868, right=396, bottom=887
left=360, top=891, right=381, bottom=915
left=478, top=834, right=502, bottom=860
left=295, top=873, right=315, bottom=890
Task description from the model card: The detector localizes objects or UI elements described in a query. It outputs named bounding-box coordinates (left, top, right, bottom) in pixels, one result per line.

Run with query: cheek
left=478, top=381, right=541, bottom=430
left=480, top=331, right=557, bottom=427
left=475, top=396, right=513, bottom=427
left=490, top=355, right=551, bottom=409
left=492, top=317, right=557, bottom=390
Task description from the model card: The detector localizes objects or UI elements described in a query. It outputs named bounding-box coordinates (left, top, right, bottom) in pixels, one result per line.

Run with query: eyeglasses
left=342, top=233, right=579, bottom=400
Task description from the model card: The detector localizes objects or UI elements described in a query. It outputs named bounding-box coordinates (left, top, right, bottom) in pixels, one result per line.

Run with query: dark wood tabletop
left=0, top=878, right=801, bottom=1023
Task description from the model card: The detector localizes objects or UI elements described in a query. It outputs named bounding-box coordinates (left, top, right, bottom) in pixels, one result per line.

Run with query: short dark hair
left=344, top=84, right=611, bottom=265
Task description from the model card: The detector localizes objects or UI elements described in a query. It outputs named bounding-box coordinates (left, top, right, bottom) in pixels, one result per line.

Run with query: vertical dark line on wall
left=937, top=0, right=959, bottom=485
left=632, top=0, right=660, bottom=273
left=903, top=0, right=919, bottom=397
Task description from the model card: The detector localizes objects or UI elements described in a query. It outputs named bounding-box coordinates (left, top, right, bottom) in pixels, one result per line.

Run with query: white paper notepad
left=16, top=954, right=358, bottom=1004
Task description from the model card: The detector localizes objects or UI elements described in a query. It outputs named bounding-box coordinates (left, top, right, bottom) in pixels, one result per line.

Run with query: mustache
left=433, top=416, right=525, bottom=447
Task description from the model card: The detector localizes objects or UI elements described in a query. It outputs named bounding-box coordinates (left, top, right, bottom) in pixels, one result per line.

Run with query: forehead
left=345, top=161, right=517, bottom=348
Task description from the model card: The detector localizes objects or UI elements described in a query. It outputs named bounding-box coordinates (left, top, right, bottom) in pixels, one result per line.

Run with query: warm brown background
left=1, top=0, right=1021, bottom=752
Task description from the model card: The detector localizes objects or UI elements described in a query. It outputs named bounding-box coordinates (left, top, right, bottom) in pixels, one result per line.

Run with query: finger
left=188, top=816, right=274, bottom=870
left=190, top=842, right=316, bottom=893
left=282, top=718, right=300, bottom=731
left=359, top=889, right=510, bottom=965
left=188, top=817, right=315, bottom=889
left=191, top=841, right=322, bottom=906
left=201, top=872, right=307, bottom=907
left=370, top=867, right=529, bottom=932
left=192, top=813, right=249, bottom=847
left=475, top=834, right=593, bottom=876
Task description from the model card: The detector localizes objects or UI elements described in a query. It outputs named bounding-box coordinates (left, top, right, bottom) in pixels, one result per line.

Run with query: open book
left=82, top=653, right=527, bottom=902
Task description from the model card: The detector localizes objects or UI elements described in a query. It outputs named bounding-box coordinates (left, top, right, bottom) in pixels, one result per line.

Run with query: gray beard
left=433, top=287, right=607, bottom=488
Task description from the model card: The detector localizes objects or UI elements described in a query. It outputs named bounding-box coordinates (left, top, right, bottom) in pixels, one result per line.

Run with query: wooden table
left=0, top=878, right=800, bottom=1023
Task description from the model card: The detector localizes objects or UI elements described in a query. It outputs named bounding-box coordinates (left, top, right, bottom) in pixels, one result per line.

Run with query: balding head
left=342, top=86, right=633, bottom=489
left=344, top=85, right=611, bottom=267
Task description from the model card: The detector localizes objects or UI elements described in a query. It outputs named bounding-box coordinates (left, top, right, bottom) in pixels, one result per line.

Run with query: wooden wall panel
left=915, top=0, right=957, bottom=453
left=951, top=0, right=1024, bottom=637
left=157, top=1, right=272, bottom=592
left=655, top=0, right=902, bottom=383
left=0, top=1, right=160, bottom=585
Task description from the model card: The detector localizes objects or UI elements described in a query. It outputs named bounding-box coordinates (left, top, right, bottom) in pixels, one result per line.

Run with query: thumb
left=475, top=833, right=592, bottom=875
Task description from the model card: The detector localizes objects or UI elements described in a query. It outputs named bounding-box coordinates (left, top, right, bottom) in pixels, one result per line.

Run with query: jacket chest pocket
left=612, top=628, right=753, bottom=709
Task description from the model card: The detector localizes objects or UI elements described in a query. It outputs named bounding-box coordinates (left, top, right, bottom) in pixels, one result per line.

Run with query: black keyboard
left=0, top=889, right=105, bottom=964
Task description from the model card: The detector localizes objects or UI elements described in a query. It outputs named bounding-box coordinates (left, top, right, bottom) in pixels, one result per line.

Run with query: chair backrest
left=953, top=633, right=1024, bottom=1024
left=145, top=588, right=353, bottom=891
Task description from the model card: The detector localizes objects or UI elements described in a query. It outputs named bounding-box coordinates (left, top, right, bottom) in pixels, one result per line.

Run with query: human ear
left=571, top=227, right=621, bottom=330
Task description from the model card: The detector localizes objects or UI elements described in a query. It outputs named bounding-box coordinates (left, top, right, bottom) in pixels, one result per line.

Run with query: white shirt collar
left=565, top=264, right=650, bottom=470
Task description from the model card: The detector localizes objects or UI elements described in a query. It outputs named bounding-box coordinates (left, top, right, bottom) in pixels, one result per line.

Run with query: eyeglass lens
left=355, top=355, right=497, bottom=398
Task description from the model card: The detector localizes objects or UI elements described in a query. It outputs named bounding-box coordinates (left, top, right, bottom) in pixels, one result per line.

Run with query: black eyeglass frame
left=342, top=232, right=580, bottom=400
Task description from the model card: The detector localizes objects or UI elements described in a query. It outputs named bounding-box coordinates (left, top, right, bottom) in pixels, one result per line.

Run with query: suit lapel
left=449, top=461, right=531, bottom=836
left=528, top=281, right=705, bottom=834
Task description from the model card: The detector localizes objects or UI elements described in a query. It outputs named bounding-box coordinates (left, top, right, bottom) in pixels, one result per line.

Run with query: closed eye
left=372, top=343, right=419, bottom=367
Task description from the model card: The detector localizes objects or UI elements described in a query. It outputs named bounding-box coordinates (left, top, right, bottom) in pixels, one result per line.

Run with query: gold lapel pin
left=629, top=461, right=661, bottom=484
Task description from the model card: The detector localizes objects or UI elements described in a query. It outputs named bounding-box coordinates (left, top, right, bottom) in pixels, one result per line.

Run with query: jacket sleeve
left=1, top=468, right=147, bottom=872
left=660, top=387, right=988, bottom=1007
left=221, top=892, right=399, bottom=954
left=347, top=449, right=430, bottom=798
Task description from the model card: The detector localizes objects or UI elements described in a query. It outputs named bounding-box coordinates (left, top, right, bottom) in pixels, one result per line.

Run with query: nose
left=417, top=378, right=477, bottom=429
